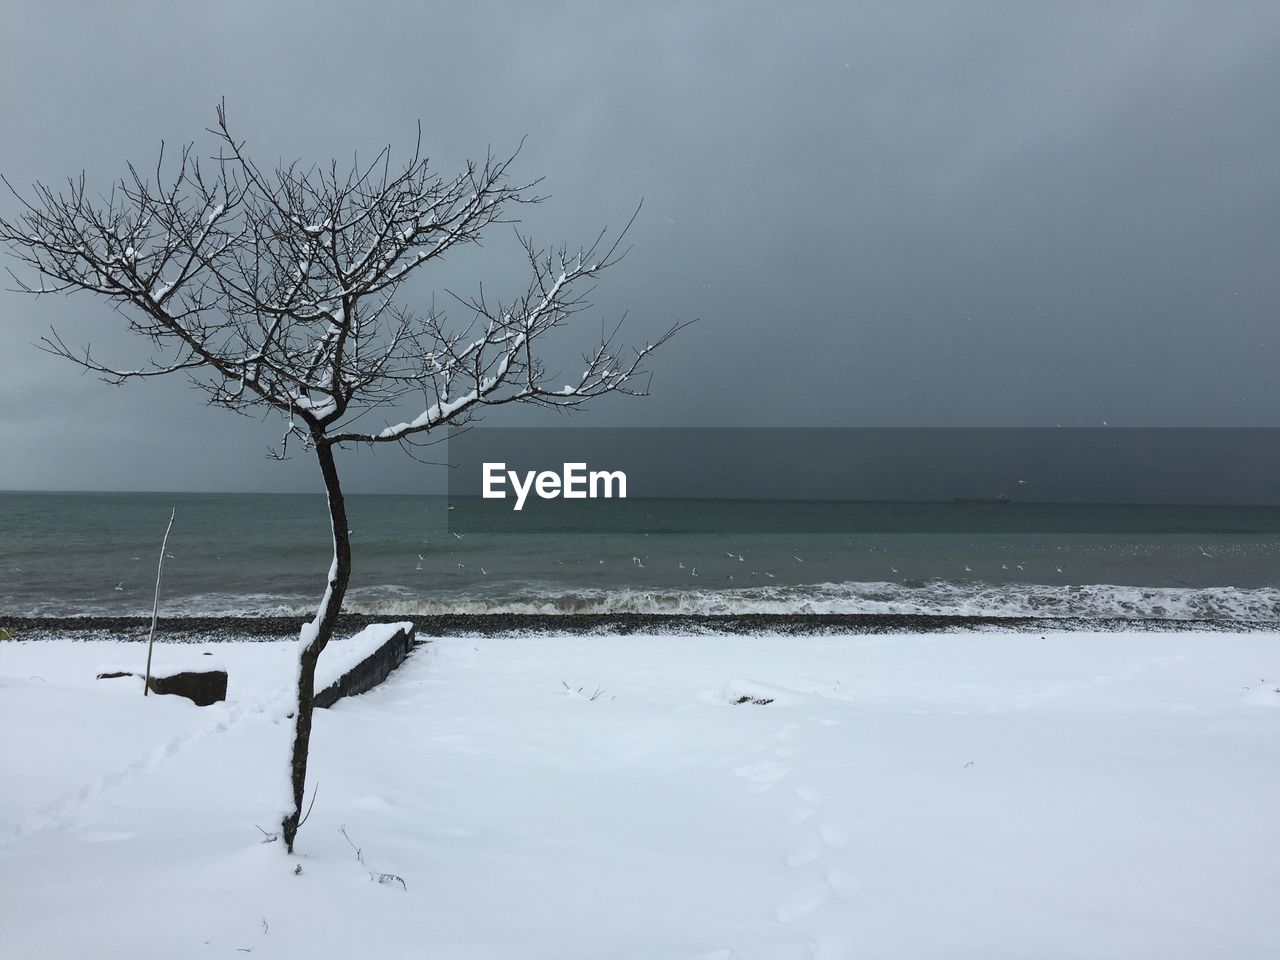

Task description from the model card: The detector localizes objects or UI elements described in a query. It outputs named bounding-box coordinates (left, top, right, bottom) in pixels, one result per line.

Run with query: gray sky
left=1, top=0, right=1278, bottom=493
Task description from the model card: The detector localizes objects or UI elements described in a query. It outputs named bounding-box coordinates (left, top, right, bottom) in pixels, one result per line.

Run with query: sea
left=2, top=491, right=1279, bottom=623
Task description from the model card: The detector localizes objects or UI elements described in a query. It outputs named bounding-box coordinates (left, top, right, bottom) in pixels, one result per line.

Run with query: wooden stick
left=143, top=507, right=176, bottom=696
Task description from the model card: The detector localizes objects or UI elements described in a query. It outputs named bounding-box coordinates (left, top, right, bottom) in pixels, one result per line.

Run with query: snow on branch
left=0, top=105, right=688, bottom=450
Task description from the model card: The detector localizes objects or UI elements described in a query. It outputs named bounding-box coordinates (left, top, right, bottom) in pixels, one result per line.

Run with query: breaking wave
left=340, top=580, right=1280, bottom=620
left=11, top=581, right=1280, bottom=622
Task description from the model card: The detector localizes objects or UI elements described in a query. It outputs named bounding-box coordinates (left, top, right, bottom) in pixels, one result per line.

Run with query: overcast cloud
left=1, top=0, right=1277, bottom=493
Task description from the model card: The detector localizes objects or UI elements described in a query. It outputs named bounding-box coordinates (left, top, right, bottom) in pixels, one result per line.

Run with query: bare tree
left=0, top=104, right=684, bottom=852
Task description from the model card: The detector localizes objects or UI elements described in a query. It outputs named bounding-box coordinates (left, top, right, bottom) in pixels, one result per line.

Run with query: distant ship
left=952, top=492, right=1011, bottom=504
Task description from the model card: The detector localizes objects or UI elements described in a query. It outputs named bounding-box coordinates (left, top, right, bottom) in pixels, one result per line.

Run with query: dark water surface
left=2, top=491, right=1278, bottom=621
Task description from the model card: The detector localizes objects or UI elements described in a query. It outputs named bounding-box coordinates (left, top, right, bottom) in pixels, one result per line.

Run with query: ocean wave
left=8, top=581, right=1279, bottom=621
left=338, top=580, right=1280, bottom=620
left=1, top=592, right=316, bottom=620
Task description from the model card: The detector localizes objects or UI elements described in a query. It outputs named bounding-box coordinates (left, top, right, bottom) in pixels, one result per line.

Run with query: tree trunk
left=281, top=440, right=351, bottom=852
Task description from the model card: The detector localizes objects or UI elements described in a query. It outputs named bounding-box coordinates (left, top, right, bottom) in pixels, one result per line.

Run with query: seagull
left=1055, top=565, right=1065, bottom=573
left=456, top=562, right=466, bottom=571
left=764, top=571, right=775, bottom=578
left=480, top=567, right=488, bottom=576
left=678, top=561, right=686, bottom=569
left=1198, top=547, right=1215, bottom=558
left=890, top=566, right=899, bottom=574
left=166, top=553, right=174, bottom=559
left=631, top=556, right=644, bottom=567
left=793, top=555, right=804, bottom=563
left=132, top=557, right=141, bottom=561
left=114, top=580, right=125, bottom=591
left=555, top=559, right=565, bottom=565
left=726, top=575, right=734, bottom=582
left=736, top=554, right=744, bottom=562
left=452, top=531, right=464, bottom=540
left=1017, top=479, right=1031, bottom=486
left=1001, top=564, right=1009, bottom=570
left=964, top=564, right=972, bottom=572
left=1015, top=564, right=1024, bottom=571
left=725, top=552, right=736, bottom=558
left=598, top=560, right=607, bottom=565
left=418, top=554, right=426, bottom=561
left=691, top=567, right=698, bottom=577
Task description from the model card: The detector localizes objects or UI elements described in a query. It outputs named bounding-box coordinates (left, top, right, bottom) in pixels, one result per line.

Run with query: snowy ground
left=2, top=630, right=1278, bottom=959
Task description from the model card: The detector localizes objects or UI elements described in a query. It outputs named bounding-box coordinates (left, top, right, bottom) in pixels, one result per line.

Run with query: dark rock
left=146, top=669, right=228, bottom=706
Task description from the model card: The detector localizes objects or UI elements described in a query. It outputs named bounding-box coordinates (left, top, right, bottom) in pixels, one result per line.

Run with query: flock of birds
left=112, top=551, right=177, bottom=591
left=402, top=540, right=1096, bottom=584
left=95, top=539, right=1225, bottom=594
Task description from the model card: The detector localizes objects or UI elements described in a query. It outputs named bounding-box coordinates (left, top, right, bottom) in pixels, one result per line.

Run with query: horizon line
left=4, top=489, right=1280, bottom=510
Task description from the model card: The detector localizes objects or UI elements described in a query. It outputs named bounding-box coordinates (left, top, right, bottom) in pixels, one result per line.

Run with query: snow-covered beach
left=3, top=628, right=1278, bottom=959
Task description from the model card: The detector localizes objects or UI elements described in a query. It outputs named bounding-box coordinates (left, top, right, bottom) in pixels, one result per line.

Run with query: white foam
left=337, top=580, right=1280, bottom=621
left=12, top=580, right=1280, bottom=621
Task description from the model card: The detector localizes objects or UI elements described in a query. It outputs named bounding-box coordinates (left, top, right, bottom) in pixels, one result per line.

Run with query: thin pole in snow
left=143, top=507, right=176, bottom=696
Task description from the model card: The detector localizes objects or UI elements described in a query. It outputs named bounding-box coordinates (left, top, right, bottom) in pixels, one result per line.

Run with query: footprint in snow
left=818, top=823, right=850, bottom=850
left=825, top=867, right=860, bottom=900
left=786, top=833, right=824, bottom=868
left=795, top=787, right=822, bottom=805
left=77, top=830, right=135, bottom=843
left=805, top=934, right=855, bottom=960
left=776, top=868, right=862, bottom=924
left=734, top=761, right=788, bottom=794
left=789, top=800, right=818, bottom=825
left=775, top=877, right=833, bottom=923
left=787, top=786, right=822, bottom=824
